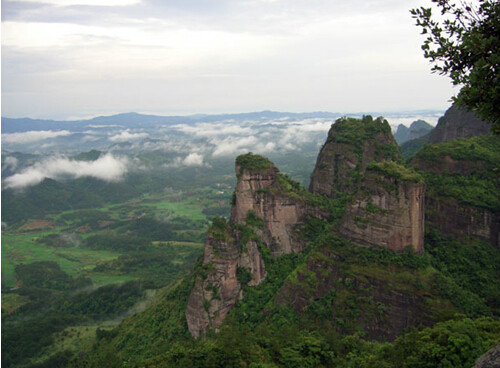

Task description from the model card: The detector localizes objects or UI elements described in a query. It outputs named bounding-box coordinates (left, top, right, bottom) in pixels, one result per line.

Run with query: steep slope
left=428, top=104, right=491, bottom=143
left=412, top=134, right=500, bottom=247
left=310, top=116, right=425, bottom=253
left=185, top=154, right=320, bottom=338
left=400, top=132, right=431, bottom=159
left=393, top=124, right=410, bottom=144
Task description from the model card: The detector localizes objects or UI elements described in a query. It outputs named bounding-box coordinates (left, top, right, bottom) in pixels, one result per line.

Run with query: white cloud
left=109, top=129, right=148, bottom=142
left=173, top=123, right=253, bottom=137
left=3, top=153, right=129, bottom=189
left=164, top=152, right=205, bottom=168
left=2, top=157, right=19, bottom=171
left=182, top=152, right=204, bottom=166
left=211, top=136, right=259, bottom=157
left=2, top=130, right=72, bottom=143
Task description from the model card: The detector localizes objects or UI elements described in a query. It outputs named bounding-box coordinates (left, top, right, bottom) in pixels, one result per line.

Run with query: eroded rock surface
left=310, top=116, right=425, bottom=253
left=339, top=171, right=425, bottom=253
left=231, top=162, right=307, bottom=256
left=186, top=155, right=309, bottom=337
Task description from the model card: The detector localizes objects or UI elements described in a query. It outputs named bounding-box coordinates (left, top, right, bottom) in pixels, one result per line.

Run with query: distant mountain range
left=393, top=119, right=434, bottom=144
left=1, top=111, right=342, bottom=133
left=2, top=110, right=444, bottom=133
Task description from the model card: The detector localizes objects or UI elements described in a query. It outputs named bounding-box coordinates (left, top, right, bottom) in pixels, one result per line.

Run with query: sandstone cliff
left=310, top=116, right=425, bottom=253
left=411, top=134, right=500, bottom=247
left=187, top=117, right=428, bottom=338
left=338, top=163, right=425, bottom=253
left=274, top=245, right=450, bottom=341
left=186, top=154, right=312, bottom=338
left=428, top=104, right=491, bottom=144
left=231, top=155, right=308, bottom=256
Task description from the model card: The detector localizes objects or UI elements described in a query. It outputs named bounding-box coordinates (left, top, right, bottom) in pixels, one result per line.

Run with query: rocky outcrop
left=310, top=116, right=425, bottom=253
left=411, top=135, right=500, bottom=248
left=473, top=344, right=500, bottom=368
left=231, top=160, right=308, bottom=256
left=187, top=117, right=430, bottom=338
left=186, top=154, right=311, bottom=338
left=339, top=168, right=425, bottom=253
left=310, top=116, right=399, bottom=198
left=186, top=226, right=268, bottom=338
left=423, top=197, right=499, bottom=247
left=428, top=105, right=491, bottom=144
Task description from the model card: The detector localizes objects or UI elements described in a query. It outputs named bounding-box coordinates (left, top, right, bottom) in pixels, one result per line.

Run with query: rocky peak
left=428, top=104, right=491, bottom=144
left=232, top=153, right=309, bottom=256
left=394, top=124, right=410, bottom=145
left=186, top=153, right=311, bottom=338
left=309, top=116, right=399, bottom=198
left=310, top=116, right=425, bottom=253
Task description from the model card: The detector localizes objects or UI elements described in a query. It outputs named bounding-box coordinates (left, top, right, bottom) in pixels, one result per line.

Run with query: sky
left=1, top=0, right=457, bottom=120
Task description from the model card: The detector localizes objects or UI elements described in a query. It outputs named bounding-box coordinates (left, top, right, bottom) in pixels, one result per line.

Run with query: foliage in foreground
left=411, top=0, right=500, bottom=133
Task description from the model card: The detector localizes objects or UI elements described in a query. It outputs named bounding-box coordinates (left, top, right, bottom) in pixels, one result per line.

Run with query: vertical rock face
left=231, top=161, right=307, bottom=256
left=339, top=170, right=425, bottom=253
left=186, top=226, right=268, bottom=338
left=186, top=154, right=309, bottom=338
left=424, top=197, right=499, bottom=246
left=428, top=104, right=491, bottom=144
left=310, top=116, right=425, bottom=253
left=186, top=231, right=241, bottom=338
left=411, top=136, right=500, bottom=248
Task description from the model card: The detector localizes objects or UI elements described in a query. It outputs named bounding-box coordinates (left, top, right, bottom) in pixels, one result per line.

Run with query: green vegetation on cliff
left=367, top=160, right=424, bottom=183
left=413, top=135, right=500, bottom=211
left=416, top=135, right=500, bottom=165
left=400, top=133, right=431, bottom=160
left=236, top=152, right=274, bottom=174
left=329, top=116, right=392, bottom=145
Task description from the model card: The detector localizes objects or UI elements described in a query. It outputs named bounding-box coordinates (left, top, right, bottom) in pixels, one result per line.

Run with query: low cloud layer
left=109, top=129, right=148, bottom=142
left=3, top=153, right=129, bottom=189
left=2, top=130, right=72, bottom=143
left=2, top=157, right=19, bottom=171
left=182, top=153, right=204, bottom=166
left=166, top=152, right=206, bottom=168
left=173, top=123, right=253, bottom=137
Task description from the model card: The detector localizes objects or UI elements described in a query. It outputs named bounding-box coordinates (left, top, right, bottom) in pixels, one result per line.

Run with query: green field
left=1, top=193, right=209, bottom=303
left=1, top=186, right=221, bottom=368
left=1, top=233, right=125, bottom=288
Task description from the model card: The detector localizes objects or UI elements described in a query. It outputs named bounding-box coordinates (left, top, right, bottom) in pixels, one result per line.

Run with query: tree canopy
left=411, top=0, right=500, bottom=134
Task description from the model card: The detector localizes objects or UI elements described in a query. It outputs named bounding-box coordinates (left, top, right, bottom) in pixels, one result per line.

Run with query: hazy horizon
left=2, top=0, right=456, bottom=120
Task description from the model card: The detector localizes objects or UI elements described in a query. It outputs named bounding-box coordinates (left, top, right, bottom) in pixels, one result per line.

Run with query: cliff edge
left=186, top=154, right=312, bottom=337
left=310, top=116, right=425, bottom=253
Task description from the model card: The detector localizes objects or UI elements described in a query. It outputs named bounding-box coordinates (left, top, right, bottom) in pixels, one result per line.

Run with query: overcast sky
left=1, top=0, right=457, bottom=120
